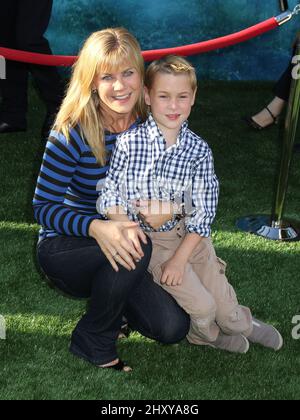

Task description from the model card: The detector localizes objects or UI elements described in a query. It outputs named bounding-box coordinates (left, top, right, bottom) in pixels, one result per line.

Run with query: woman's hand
left=122, top=225, right=148, bottom=260
left=160, top=257, right=186, bottom=286
left=135, top=200, right=174, bottom=230
left=89, top=219, right=147, bottom=272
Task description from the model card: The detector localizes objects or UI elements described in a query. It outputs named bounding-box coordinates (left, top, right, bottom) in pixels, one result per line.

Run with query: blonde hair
left=145, top=55, right=197, bottom=92
left=54, top=28, right=147, bottom=166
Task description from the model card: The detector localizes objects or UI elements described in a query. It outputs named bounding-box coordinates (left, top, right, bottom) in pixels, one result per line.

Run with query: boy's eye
left=159, top=95, right=167, bottom=98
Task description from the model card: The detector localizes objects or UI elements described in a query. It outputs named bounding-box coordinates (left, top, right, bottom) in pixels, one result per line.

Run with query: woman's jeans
left=37, top=235, right=190, bottom=365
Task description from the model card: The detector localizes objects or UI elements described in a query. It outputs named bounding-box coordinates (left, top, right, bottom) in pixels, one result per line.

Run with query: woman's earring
left=92, top=88, right=97, bottom=94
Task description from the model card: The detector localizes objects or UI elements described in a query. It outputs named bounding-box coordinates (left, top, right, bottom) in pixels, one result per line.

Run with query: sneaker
left=208, top=332, right=249, bottom=354
left=248, top=318, right=283, bottom=351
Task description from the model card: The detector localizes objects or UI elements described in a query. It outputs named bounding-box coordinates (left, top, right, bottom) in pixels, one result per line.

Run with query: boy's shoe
left=248, top=318, right=283, bottom=351
left=208, top=332, right=249, bottom=354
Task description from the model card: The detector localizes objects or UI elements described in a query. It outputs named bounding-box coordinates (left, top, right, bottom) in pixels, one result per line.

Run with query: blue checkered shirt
left=97, top=114, right=219, bottom=237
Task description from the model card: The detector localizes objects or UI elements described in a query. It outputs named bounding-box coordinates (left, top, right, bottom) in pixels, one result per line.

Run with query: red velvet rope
left=0, top=17, right=278, bottom=66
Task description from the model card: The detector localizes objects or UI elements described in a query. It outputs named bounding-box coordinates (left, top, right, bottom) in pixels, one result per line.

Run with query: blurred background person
left=0, top=0, right=64, bottom=141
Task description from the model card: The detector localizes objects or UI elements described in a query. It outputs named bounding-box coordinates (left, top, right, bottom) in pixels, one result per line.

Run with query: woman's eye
left=102, top=75, right=112, bottom=81
left=159, top=95, right=167, bottom=99
left=124, top=70, right=134, bottom=77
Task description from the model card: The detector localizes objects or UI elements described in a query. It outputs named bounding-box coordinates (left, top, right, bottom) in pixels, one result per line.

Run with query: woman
left=33, top=28, right=190, bottom=372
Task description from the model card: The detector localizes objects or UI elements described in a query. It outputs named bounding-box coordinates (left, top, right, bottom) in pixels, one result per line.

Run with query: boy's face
left=145, top=72, right=196, bottom=134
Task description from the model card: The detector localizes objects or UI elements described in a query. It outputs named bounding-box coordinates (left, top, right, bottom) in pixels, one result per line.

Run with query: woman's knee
left=156, top=309, right=190, bottom=344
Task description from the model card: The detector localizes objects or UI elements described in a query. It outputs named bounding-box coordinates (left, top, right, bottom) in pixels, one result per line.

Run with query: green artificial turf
left=0, top=82, right=300, bottom=400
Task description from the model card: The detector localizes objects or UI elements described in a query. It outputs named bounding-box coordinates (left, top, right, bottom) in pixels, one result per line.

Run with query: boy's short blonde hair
left=145, top=55, right=197, bottom=92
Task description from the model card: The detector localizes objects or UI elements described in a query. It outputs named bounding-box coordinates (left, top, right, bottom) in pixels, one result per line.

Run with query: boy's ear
left=191, top=87, right=197, bottom=106
left=144, top=86, right=151, bottom=106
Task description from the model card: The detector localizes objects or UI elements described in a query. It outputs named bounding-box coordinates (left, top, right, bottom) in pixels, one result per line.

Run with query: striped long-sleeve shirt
left=32, top=122, right=139, bottom=239
left=98, top=114, right=219, bottom=238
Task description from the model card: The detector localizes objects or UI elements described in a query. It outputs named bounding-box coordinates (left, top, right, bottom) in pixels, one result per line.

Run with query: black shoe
left=243, top=107, right=279, bottom=131
left=0, top=121, right=26, bottom=134
left=118, top=322, right=131, bottom=339
left=294, top=144, right=300, bottom=153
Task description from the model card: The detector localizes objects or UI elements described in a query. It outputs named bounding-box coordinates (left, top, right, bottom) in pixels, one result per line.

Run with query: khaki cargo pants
left=147, top=221, right=253, bottom=344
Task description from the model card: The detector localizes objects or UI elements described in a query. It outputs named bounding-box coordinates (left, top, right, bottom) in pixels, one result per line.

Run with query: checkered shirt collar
left=145, top=113, right=189, bottom=146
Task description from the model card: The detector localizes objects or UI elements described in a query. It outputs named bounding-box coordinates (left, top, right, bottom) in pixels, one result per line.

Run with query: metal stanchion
left=237, top=33, right=300, bottom=241
left=279, top=1, right=289, bottom=12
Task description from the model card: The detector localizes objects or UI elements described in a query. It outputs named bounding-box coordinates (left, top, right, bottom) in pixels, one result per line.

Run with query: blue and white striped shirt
left=32, top=122, right=139, bottom=239
left=98, top=114, right=219, bottom=237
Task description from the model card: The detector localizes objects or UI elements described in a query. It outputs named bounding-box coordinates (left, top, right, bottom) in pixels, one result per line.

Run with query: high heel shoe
left=243, top=106, right=279, bottom=130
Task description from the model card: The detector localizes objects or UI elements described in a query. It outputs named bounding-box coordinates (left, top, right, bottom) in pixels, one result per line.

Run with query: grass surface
left=0, top=82, right=300, bottom=400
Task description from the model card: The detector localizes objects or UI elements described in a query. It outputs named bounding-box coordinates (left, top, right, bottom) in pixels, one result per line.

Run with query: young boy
left=98, top=55, right=283, bottom=353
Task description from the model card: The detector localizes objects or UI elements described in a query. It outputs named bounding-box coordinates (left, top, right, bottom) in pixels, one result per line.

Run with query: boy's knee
left=192, top=296, right=216, bottom=320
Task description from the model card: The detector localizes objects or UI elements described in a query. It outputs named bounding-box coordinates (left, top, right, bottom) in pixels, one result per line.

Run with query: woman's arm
left=33, top=129, right=144, bottom=271
left=33, top=129, right=102, bottom=237
left=97, top=137, right=130, bottom=218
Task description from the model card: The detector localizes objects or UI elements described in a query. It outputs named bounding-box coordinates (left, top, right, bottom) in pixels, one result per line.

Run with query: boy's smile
left=166, top=114, right=181, bottom=121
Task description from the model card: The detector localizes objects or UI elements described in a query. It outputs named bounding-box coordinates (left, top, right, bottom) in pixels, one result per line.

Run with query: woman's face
left=94, top=63, right=142, bottom=119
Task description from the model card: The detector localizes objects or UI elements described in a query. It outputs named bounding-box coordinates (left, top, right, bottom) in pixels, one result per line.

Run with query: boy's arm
left=185, top=146, right=219, bottom=238
left=172, top=233, right=203, bottom=264
left=171, top=146, right=219, bottom=262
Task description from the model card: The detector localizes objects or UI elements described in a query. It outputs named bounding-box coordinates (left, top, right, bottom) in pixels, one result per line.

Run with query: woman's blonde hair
left=145, top=55, right=197, bottom=92
left=54, top=28, right=147, bottom=166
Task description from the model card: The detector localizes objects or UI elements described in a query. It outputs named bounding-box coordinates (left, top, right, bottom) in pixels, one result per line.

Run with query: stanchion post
left=236, top=31, right=300, bottom=241
left=271, top=33, right=300, bottom=226
left=279, top=1, right=289, bottom=12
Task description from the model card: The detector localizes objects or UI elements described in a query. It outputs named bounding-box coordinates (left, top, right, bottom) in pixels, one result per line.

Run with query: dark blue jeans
left=37, top=235, right=190, bottom=365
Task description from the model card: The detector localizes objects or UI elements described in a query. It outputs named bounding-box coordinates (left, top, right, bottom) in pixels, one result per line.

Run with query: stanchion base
left=236, top=215, right=300, bottom=241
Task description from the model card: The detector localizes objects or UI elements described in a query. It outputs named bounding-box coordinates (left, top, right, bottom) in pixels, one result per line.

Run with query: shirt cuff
left=84, top=215, right=104, bottom=237
left=97, top=197, right=129, bottom=217
left=185, top=223, right=211, bottom=238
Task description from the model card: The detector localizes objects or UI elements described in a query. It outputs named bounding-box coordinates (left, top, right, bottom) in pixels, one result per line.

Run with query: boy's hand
left=134, top=200, right=174, bottom=230
left=161, top=258, right=186, bottom=286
